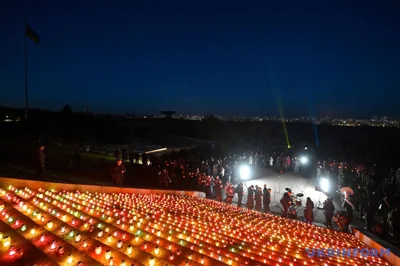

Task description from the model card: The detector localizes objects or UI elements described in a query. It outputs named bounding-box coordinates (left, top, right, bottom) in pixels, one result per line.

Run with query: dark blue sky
left=1, top=0, right=399, bottom=117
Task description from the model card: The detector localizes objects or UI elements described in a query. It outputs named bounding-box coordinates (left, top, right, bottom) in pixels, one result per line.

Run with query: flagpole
left=24, top=16, right=29, bottom=119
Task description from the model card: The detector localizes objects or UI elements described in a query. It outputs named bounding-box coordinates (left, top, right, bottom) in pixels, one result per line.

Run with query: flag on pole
left=26, top=24, right=39, bottom=44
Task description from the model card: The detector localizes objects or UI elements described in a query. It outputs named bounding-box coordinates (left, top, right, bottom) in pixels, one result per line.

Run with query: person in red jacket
left=225, top=183, right=235, bottom=204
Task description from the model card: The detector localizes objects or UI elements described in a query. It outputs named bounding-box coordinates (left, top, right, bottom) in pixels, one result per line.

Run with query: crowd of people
left=131, top=145, right=400, bottom=240
left=45, top=141, right=388, bottom=244
left=34, top=141, right=400, bottom=242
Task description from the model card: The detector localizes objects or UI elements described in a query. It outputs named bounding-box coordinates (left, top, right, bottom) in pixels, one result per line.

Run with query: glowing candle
left=75, top=233, right=81, bottom=242
left=120, top=260, right=126, bottom=266
left=40, top=234, right=46, bottom=243
left=30, top=228, right=36, bottom=236
left=149, top=257, right=155, bottom=266
left=8, top=245, right=16, bottom=256
left=117, top=240, right=122, bottom=249
left=95, top=245, right=102, bottom=255
left=66, top=254, right=73, bottom=265
left=61, top=225, right=65, bottom=233
left=21, top=224, right=27, bottom=232
left=105, top=250, right=111, bottom=260
left=47, top=221, right=53, bottom=229
left=97, top=231, right=103, bottom=238
left=58, top=246, right=64, bottom=255
left=83, top=240, right=88, bottom=248
left=109, top=257, right=114, bottom=266
left=107, top=235, right=112, bottom=243
left=155, top=246, right=159, bottom=255
left=3, top=236, right=11, bottom=247
left=127, top=245, right=133, bottom=255
left=51, top=241, right=57, bottom=250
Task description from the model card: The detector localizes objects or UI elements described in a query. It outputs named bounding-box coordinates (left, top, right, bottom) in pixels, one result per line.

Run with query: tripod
left=272, top=175, right=281, bottom=207
left=316, top=195, right=323, bottom=209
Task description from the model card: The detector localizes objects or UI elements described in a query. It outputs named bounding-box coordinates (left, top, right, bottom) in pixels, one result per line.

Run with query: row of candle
left=1, top=186, right=390, bottom=266
left=0, top=197, right=100, bottom=265
left=46, top=189, right=382, bottom=262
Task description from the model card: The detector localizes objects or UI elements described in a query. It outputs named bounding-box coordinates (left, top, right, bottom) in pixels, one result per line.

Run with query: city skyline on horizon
left=0, top=104, right=398, bottom=120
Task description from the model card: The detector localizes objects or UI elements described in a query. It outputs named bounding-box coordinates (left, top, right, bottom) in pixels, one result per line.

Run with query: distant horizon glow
left=0, top=104, right=397, bottom=120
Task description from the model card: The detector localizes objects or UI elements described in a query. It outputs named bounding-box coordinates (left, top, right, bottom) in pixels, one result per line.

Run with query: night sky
left=1, top=0, right=399, bottom=117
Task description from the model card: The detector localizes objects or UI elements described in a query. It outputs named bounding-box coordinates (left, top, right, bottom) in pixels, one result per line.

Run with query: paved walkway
left=229, top=168, right=400, bottom=251
left=233, top=169, right=339, bottom=224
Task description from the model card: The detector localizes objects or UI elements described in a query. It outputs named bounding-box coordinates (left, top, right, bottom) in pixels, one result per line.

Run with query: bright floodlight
left=320, top=178, right=329, bottom=192
left=239, top=165, right=251, bottom=180
left=300, top=156, right=308, bottom=164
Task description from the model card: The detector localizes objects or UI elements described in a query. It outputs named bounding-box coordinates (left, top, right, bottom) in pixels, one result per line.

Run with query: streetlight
left=300, top=156, right=308, bottom=164
left=239, top=165, right=251, bottom=180
left=319, top=178, right=330, bottom=193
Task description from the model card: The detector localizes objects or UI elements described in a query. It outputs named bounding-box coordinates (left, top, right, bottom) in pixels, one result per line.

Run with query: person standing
left=263, top=185, right=271, bottom=213
left=343, top=200, right=354, bottom=233
left=225, top=183, right=235, bottom=204
left=280, top=189, right=292, bottom=217
left=304, top=197, right=315, bottom=224
left=159, top=169, right=171, bottom=188
left=323, top=197, right=335, bottom=228
left=35, top=145, right=46, bottom=178
left=388, top=205, right=400, bottom=240
left=235, top=183, right=244, bottom=207
left=214, top=176, right=223, bottom=201
left=365, top=200, right=376, bottom=231
left=246, top=185, right=255, bottom=210
left=111, top=159, right=126, bottom=186
left=255, top=187, right=263, bottom=211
